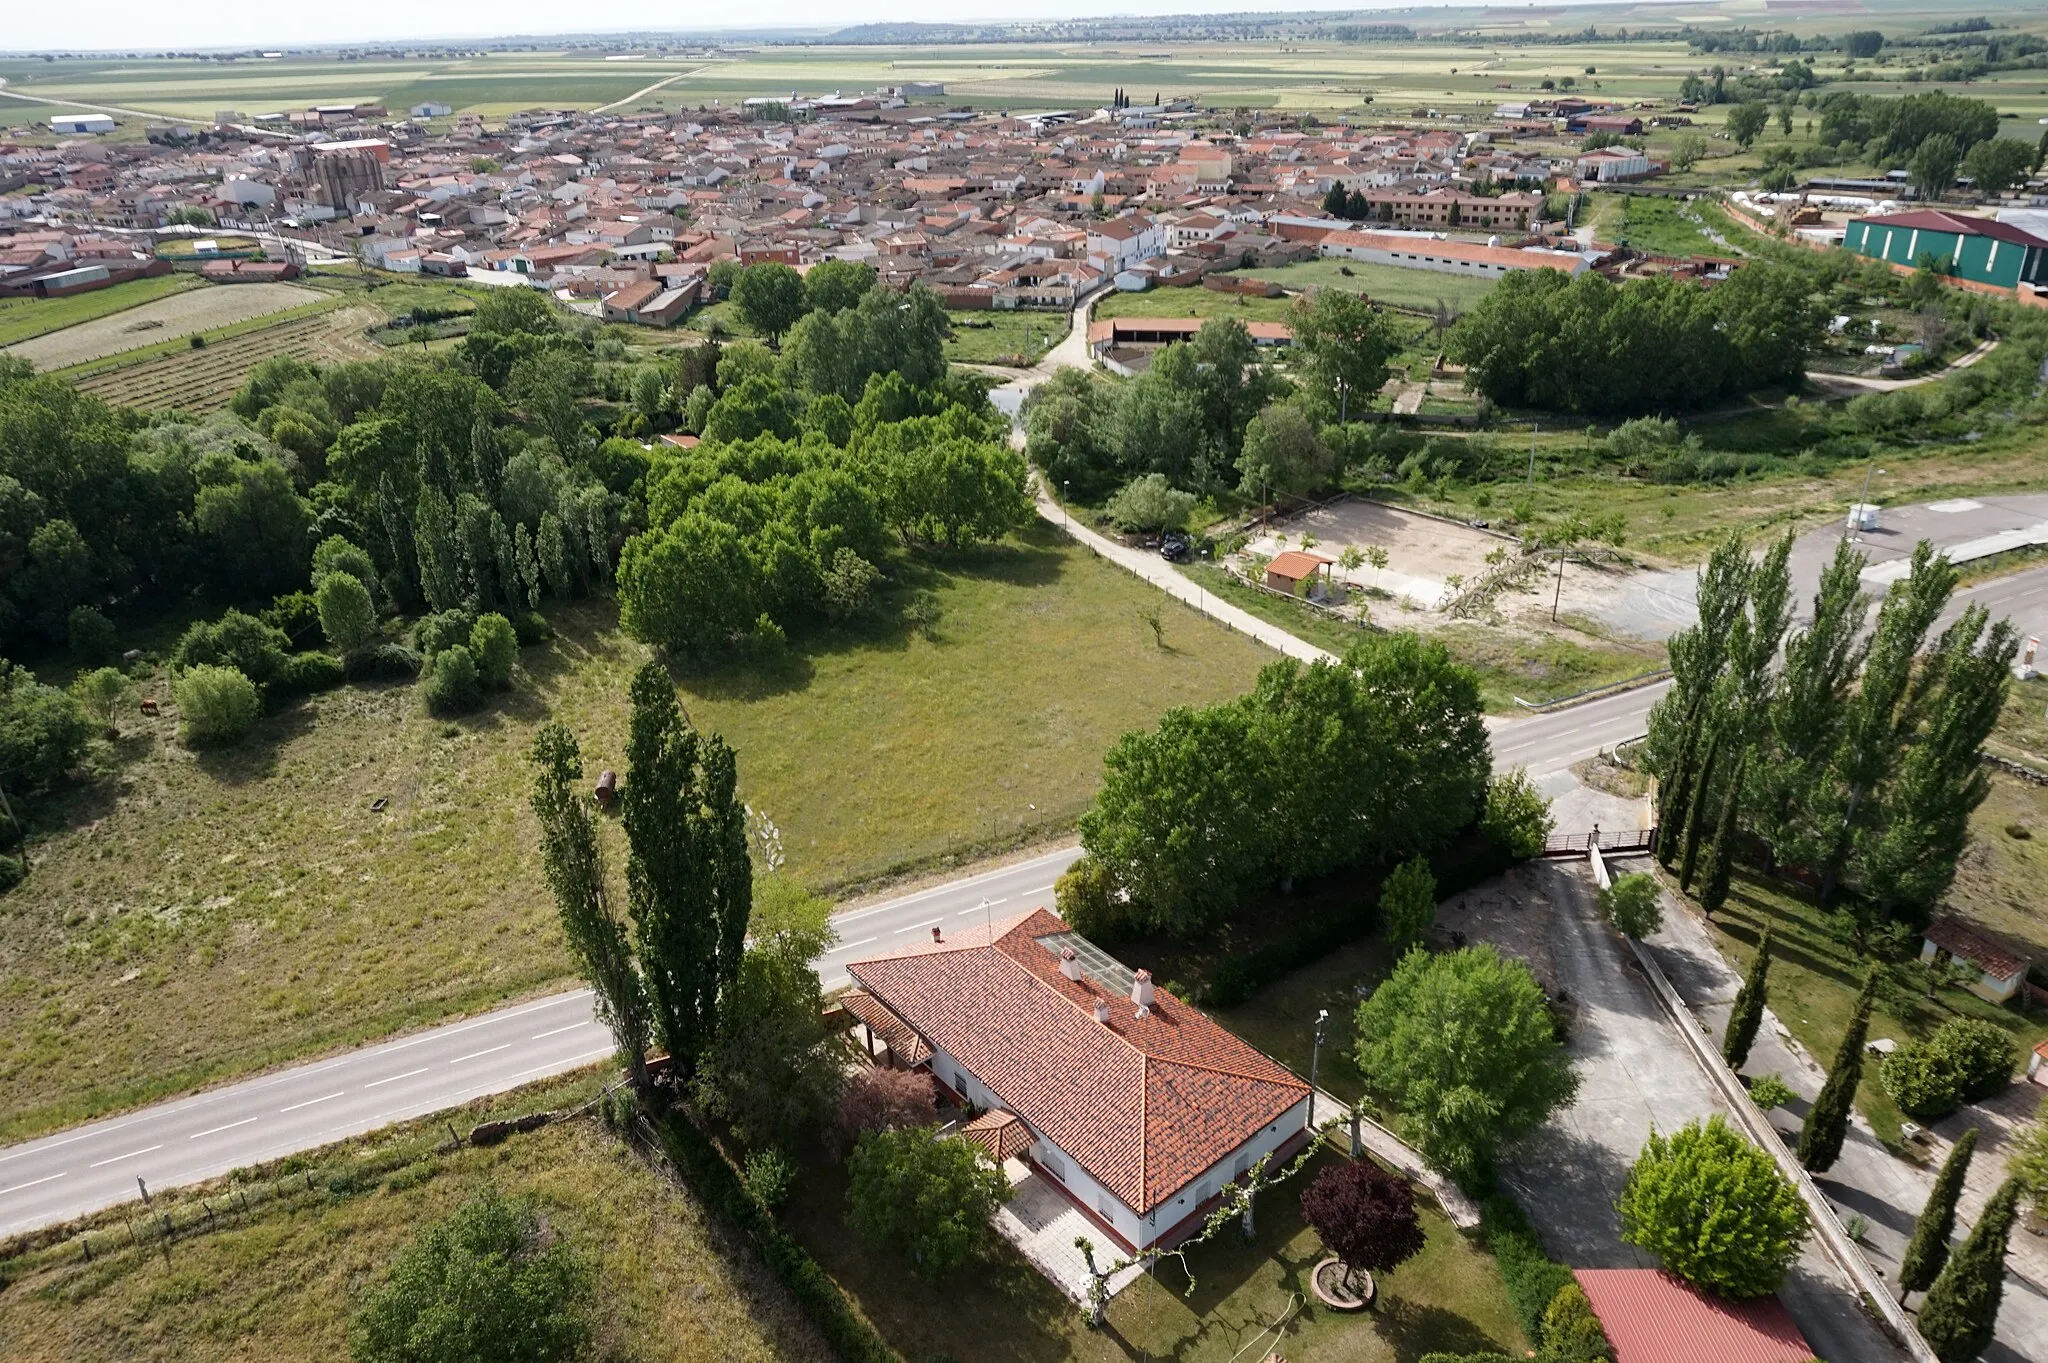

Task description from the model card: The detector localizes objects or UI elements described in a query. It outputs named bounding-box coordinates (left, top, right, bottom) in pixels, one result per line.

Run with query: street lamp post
left=1308, top=1007, right=1330, bottom=1122
left=1845, top=463, right=1886, bottom=541
left=1062, top=480, right=1070, bottom=530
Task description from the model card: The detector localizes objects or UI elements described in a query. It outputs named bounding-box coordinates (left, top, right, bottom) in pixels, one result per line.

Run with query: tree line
left=1648, top=531, right=2015, bottom=945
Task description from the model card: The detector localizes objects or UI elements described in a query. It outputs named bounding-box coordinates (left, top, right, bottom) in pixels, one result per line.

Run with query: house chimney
left=1131, top=968, right=1154, bottom=1017
left=1093, top=999, right=1111, bottom=1025
left=1060, top=947, right=1083, bottom=981
left=931, top=926, right=943, bottom=944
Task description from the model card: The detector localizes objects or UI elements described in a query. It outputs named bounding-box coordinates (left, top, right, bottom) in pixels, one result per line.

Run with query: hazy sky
left=7, top=2, right=1514, bottom=55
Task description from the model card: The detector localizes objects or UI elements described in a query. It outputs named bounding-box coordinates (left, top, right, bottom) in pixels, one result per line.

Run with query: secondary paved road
left=0, top=683, right=1649, bottom=1239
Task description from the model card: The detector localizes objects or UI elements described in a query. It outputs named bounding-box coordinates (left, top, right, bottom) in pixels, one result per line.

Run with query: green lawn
left=0, top=526, right=1271, bottom=1143
left=1587, top=193, right=1732, bottom=258
left=1231, top=257, right=1501, bottom=314
left=786, top=1141, right=1527, bottom=1363
left=1095, top=287, right=1295, bottom=324
left=944, top=309, right=1068, bottom=366
left=0, top=1073, right=822, bottom=1363
left=0, top=274, right=200, bottom=348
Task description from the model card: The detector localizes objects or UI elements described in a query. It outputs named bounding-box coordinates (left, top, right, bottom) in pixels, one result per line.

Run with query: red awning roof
left=1575, top=1270, right=1812, bottom=1363
left=1266, top=550, right=1334, bottom=581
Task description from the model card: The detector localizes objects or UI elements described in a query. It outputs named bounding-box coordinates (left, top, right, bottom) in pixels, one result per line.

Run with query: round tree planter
left=1312, top=1256, right=1374, bottom=1311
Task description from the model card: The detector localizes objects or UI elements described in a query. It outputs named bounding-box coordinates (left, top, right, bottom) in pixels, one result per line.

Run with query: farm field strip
left=0, top=273, right=201, bottom=347
left=74, top=305, right=382, bottom=411
left=6, top=281, right=323, bottom=369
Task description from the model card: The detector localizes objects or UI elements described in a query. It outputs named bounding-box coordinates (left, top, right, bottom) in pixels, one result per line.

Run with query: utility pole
left=1528, top=423, right=1538, bottom=489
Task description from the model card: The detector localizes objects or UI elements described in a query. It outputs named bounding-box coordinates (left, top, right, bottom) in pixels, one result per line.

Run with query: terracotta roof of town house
left=960, top=1109, right=1036, bottom=1162
left=1266, top=550, right=1334, bottom=581
left=1924, top=916, right=2027, bottom=980
left=847, top=909, right=1310, bottom=1215
left=1574, top=1270, right=1811, bottom=1363
left=839, top=990, right=933, bottom=1066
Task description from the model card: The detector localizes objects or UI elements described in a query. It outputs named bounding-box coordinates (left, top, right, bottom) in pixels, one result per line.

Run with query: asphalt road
left=0, top=687, right=1646, bottom=1238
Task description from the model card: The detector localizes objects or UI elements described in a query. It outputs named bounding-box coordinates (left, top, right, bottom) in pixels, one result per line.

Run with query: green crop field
left=1235, top=257, right=1503, bottom=313
left=0, top=274, right=200, bottom=348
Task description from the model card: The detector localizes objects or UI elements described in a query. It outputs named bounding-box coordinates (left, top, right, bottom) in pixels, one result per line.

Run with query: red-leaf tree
left=1300, top=1160, right=1427, bottom=1291
left=835, top=1067, right=936, bottom=1152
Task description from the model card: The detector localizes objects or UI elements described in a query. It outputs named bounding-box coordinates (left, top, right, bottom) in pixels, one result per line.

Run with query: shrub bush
left=343, top=643, right=422, bottom=682
left=314, top=571, right=379, bottom=656
left=273, top=651, right=345, bottom=699
left=311, top=535, right=379, bottom=602
left=470, top=612, right=518, bottom=690
left=261, top=591, right=323, bottom=648
left=67, top=605, right=118, bottom=664
left=1884, top=1018, right=2018, bottom=1119
left=174, top=610, right=289, bottom=690
left=1481, top=768, right=1554, bottom=860
left=509, top=609, right=551, bottom=645
left=0, top=854, right=24, bottom=894
left=1538, top=1283, right=1614, bottom=1362
left=1939, top=1018, right=2019, bottom=1103
left=1481, top=1195, right=1575, bottom=1347
left=1883, top=1042, right=1962, bottom=1120
left=412, top=608, right=478, bottom=659
left=174, top=665, right=260, bottom=747
left=420, top=645, right=482, bottom=715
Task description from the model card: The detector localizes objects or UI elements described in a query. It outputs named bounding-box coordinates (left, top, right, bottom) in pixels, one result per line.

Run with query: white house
left=1575, top=147, right=1653, bottom=183
left=1085, top=213, right=1163, bottom=274
left=1921, top=917, right=2029, bottom=1004
left=844, top=909, right=1314, bottom=1253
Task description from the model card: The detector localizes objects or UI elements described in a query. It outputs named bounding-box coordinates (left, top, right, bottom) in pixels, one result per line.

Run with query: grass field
left=7, top=282, right=323, bottom=370
left=1585, top=193, right=1735, bottom=258
left=944, top=309, right=1067, bottom=366
left=0, top=1073, right=823, bottom=1363
left=1233, top=257, right=1500, bottom=314
left=1095, top=287, right=1295, bottom=324
left=0, top=275, right=200, bottom=348
left=0, top=528, right=1271, bottom=1143
left=70, top=305, right=382, bottom=411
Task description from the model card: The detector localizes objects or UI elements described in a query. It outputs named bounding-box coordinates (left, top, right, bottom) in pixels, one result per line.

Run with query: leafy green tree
left=1960, top=137, right=2033, bottom=196
left=316, top=571, right=380, bottom=657
left=621, top=661, right=751, bottom=1082
left=528, top=723, right=652, bottom=1094
left=1649, top=534, right=1753, bottom=862
left=1537, top=1283, right=1615, bottom=1363
left=1799, top=967, right=1877, bottom=1172
left=537, top=512, right=572, bottom=600
left=1910, top=133, right=1961, bottom=203
left=731, top=262, right=807, bottom=344
left=1104, top=473, right=1197, bottom=532
left=692, top=923, right=843, bottom=1151
left=174, top=664, right=259, bottom=747
left=313, top=535, right=380, bottom=605
left=702, top=375, right=801, bottom=445
left=1481, top=769, right=1554, bottom=860
left=349, top=1186, right=591, bottom=1363
left=1618, top=1115, right=1808, bottom=1298
left=803, top=259, right=876, bottom=315
left=1900, top=1127, right=1979, bottom=1299
left=1916, top=1178, right=2021, bottom=1363
left=470, top=288, right=560, bottom=338
left=846, top=1126, right=1010, bottom=1280
left=1598, top=872, right=1661, bottom=939
left=69, top=666, right=131, bottom=730
left=191, top=455, right=312, bottom=599
left=470, top=613, right=517, bottom=690
left=1, top=661, right=94, bottom=792
left=1722, top=928, right=1773, bottom=1070
left=174, top=611, right=290, bottom=691
left=67, top=605, right=116, bottom=664
left=1727, top=101, right=1769, bottom=148
left=1237, top=400, right=1333, bottom=500
left=414, top=487, right=464, bottom=614
left=1381, top=856, right=1437, bottom=952
left=1291, top=288, right=1398, bottom=423
left=1356, top=946, right=1578, bottom=1184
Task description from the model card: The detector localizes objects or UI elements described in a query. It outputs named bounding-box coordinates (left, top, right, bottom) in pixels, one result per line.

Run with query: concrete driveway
left=1446, top=860, right=1908, bottom=1363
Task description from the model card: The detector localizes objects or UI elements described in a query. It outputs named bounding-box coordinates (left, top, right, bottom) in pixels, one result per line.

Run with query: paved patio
left=991, top=1157, right=1147, bottom=1306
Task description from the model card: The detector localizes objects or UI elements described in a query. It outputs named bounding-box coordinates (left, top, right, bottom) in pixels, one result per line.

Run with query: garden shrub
left=0, top=854, right=24, bottom=894
left=344, top=643, right=422, bottom=682
left=412, top=608, right=478, bottom=659
left=420, top=645, right=482, bottom=715
left=470, top=612, right=518, bottom=690
left=67, top=605, right=117, bottom=664
left=173, top=610, right=289, bottom=690
left=273, top=650, right=345, bottom=699
left=1481, top=1194, right=1576, bottom=1346
left=173, top=664, right=260, bottom=747
left=1537, top=1283, right=1614, bottom=1362
left=1884, top=1018, right=2018, bottom=1119
left=262, top=590, right=323, bottom=648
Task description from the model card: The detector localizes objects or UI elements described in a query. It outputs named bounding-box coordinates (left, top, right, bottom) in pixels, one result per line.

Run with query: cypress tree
left=1699, top=748, right=1746, bottom=918
left=1916, top=1177, right=2021, bottom=1363
left=1678, top=725, right=1721, bottom=891
left=1657, top=728, right=1697, bottom=870
left=1799, top=967, right=1879, bottom=1173
left=1899, top=1127, right=1979, bottom=1300
left=1723, top=926, right=1773, bottom=1071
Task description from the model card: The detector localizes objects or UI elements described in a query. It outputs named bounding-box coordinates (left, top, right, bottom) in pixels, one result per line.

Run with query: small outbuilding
left=1921, top=916, right=2028, bottom=1004
left=1574, top=1269, right=1812, bottom=1363
left=1265, top=550, right=1334, bottom=598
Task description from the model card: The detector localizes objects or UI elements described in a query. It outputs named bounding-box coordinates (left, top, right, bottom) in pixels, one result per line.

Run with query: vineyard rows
left=76, top=307, right=382, bottom=413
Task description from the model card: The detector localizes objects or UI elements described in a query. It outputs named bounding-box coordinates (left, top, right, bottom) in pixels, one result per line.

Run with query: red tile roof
left=1925, top=916, right=2027, bottom=980
left=847, top=909, right=1310, bottom=1215
left=1267, top=550, right=1334, bottom=581
left=1575, top=1270, right=1811, bottom=1363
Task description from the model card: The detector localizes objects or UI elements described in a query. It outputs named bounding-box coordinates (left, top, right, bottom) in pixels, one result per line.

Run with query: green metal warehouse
left=1843, top=209, right=2048, bottom=291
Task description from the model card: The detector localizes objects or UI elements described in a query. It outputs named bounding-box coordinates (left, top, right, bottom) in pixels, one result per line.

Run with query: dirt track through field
left=6, top=282, right=323, bottom=369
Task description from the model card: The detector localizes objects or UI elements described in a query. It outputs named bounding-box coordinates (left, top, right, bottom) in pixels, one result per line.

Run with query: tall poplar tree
left=1650, top=533, right=1751, bottom=862
left=1917, top=1177, right=2021, bottom=1363
left=1750, top=538, right=1867, bottom=872
left=529, top=723, right=652, bottom=1094
left=414, top=485, right=463, bottom=612
left=1799, top=967, right=1878, bottom=1173
left=1899, top=1127, right=1979, bottom=1300
left=621, top=661, right=752, bottom=1082
left=1699, top=746, right=1746, bottom=918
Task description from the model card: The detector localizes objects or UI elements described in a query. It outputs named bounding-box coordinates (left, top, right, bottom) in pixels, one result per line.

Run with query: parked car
left=1159, top=531, right=1192, bottom=562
